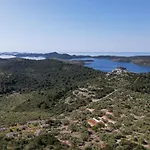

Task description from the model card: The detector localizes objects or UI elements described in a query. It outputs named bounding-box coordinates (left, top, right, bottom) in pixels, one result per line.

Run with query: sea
left=73, top=58, right=150, bottom=73
left=0, top=52, right=150, bottom=73
left=68, top=52, right=150, bottom=56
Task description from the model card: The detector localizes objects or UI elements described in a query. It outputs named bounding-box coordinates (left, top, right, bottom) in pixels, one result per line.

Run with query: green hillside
left=0, top=58, right=149, bottom=150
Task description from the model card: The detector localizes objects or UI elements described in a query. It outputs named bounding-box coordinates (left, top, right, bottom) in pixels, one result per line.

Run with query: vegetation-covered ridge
left=0, top=58, right=149, bottom=150
left=0, top=58, right=100, bottom=94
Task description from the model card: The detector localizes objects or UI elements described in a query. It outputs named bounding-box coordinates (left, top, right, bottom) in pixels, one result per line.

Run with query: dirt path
left=92, top=89, right=118, bottom=102
left=35, top=129, right=41, bottom=136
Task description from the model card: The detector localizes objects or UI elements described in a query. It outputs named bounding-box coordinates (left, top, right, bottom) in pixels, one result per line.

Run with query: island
left=95, top=55, right=150, bottom=67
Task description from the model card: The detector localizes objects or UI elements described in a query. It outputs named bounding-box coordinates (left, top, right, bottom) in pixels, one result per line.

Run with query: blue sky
left=0, top=0, right=150, bottom=53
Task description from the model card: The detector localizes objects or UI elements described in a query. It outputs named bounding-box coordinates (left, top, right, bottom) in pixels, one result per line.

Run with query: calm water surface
left=68, top=52, right=150, bottom=56
left=75, top=58, right=150, bottom=73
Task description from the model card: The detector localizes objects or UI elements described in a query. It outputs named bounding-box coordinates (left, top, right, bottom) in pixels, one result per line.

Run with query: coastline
left=0, top=52, right=150, bottom=67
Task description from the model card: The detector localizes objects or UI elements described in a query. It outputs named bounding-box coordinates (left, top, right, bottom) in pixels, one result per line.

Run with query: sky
left=0, top=0, right=150, bottom=53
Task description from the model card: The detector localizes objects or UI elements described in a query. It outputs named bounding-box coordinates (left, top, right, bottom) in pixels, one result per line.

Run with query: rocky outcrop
left=107, top=67, right=128, bottom=76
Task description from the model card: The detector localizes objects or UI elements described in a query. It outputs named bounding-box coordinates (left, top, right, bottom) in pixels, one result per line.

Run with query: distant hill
left=1, top=52, right=150, bottom=67
left=0, top=52, right=90, bottom=59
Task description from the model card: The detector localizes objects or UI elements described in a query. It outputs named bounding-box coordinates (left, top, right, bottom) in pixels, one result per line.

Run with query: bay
left=74, top=58, right=150, bottom=73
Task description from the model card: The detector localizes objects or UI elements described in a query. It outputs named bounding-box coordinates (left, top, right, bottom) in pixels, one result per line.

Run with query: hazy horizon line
left=0, top=51, right=150, bottom=54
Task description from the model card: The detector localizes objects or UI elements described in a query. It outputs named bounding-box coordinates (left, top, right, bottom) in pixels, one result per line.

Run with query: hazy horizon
left=0, top=51, right=150, bottom=54
left=1, top=51, right=150, bottom=57
left=0, top=0, right=150, bottom=53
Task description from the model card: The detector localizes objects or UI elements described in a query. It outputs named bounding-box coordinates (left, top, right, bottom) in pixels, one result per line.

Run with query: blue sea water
left=70, top=52, right=150, bottom=73
left=73, top=58, right=150, bottom=73
left=68, top=52, right=150, bottom=56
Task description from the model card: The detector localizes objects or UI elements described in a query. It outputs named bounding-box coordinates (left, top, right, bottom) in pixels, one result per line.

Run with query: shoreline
left=0, top=52, right=150, bottom=67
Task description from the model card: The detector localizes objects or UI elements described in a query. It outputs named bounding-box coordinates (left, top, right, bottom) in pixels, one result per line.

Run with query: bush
left=62, top=119, right=70, bottom=126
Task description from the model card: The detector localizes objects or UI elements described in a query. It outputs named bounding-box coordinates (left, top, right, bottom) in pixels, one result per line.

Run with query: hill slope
left=0, top=59, right=149, bottom=150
